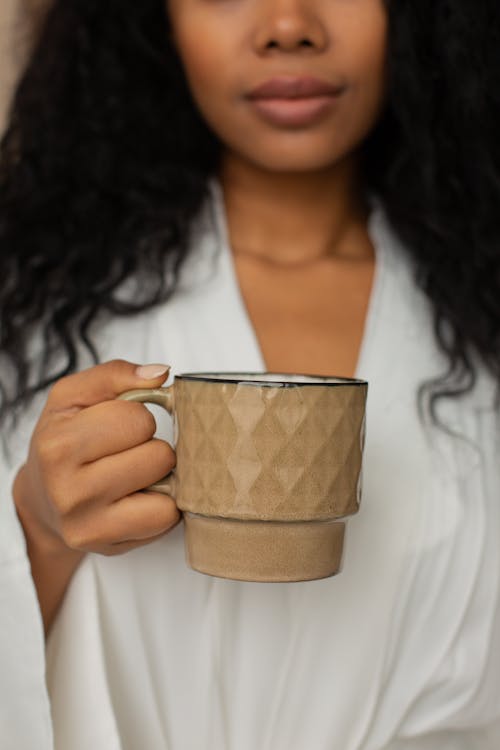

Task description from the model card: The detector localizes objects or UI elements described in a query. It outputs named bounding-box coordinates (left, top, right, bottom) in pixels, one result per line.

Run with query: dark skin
left=167, top=0, right=387, bottom=376
left=14, top=0, right=388, bottom=633
left=223, top=156, right=375, bottom=377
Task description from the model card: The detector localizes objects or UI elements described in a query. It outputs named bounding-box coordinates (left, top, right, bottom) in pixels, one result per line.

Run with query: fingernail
left=135, top=364, right=170, bottom=380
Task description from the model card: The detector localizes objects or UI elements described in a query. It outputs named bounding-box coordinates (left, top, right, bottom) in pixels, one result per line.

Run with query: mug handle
left=117, top=386, right=177, bottom=497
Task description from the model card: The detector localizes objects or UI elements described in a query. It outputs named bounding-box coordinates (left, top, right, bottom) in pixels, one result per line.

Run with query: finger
left=104, top=529, right=179, bottom=556
left=45, top=359, right=171, bottom=413
left=62, top=492, right=181, bottom=553
left=102, top=492, right=181, bottom=544
left=80, top=438, right=176, bottom=505
left=59, top=399, right=162, bottom=464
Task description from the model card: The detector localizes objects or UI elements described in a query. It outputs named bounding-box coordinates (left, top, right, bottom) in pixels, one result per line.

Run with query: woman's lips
left=245, top=76, right=345, bottom=127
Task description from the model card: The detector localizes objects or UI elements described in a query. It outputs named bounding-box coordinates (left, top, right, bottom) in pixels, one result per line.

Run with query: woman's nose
left=253, top=0, right=328, bottom=55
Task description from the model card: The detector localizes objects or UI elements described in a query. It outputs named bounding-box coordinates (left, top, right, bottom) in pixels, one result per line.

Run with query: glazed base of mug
left=183, top=512, right=346, bottom=582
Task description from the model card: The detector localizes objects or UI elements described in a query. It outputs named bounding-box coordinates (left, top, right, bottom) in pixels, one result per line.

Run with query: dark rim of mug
left=175, top=372, right=368, bottom=387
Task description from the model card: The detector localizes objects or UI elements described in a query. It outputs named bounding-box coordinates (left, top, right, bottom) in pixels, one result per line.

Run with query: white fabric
left=1, top=179, right=499, bottom=749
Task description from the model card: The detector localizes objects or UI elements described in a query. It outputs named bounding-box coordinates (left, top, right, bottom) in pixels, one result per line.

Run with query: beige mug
left=119, top=371, right=368, bottom=583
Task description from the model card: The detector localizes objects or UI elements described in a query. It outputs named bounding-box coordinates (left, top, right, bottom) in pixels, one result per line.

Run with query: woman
left=1, top=0, right=499, bottom=748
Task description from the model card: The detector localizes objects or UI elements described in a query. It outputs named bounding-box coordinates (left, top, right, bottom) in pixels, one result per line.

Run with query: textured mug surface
left=119, top=371, right=367, bottom=582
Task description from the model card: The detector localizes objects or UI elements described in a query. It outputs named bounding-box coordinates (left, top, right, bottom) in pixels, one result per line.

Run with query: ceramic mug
left=119, top=371, right=368, bottom=583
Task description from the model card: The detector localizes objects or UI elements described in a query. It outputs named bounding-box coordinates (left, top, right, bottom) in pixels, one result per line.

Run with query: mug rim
left=174, top=371, right=368, bottom=387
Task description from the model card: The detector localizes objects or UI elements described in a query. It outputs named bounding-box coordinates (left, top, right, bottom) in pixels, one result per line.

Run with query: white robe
left=1, top=180, right=499, bottom=750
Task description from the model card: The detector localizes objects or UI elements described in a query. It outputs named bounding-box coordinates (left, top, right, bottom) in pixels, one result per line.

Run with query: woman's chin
left=234, top=146, right=350, bottom=175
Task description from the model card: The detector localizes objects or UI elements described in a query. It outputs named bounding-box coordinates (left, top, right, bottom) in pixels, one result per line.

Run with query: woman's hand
left=13, top=359, right=180, bottom=631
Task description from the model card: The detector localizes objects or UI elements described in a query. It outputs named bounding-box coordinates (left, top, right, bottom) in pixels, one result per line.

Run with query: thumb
left=45, top=359, right=171, bottom=412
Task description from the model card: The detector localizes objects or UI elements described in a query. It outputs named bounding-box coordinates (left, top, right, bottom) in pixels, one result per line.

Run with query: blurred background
left=0, top=0, right=44, bottom=130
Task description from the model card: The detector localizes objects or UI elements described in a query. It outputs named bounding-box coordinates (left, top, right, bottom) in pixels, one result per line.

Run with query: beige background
left=0, top=0, right=22, bottom=128
left=0, top=0, right=44, bottom=130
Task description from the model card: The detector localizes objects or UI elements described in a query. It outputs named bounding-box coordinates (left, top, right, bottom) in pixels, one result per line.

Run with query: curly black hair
left=0, top=0, right=499, bottom=427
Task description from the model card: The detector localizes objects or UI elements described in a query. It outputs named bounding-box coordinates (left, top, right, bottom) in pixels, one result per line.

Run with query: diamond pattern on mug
left=174, top=378, right=365, bottom=522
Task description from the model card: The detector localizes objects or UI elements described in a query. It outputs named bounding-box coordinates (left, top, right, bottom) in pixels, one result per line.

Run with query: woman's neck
left=218, top=151, right=371, bottom=265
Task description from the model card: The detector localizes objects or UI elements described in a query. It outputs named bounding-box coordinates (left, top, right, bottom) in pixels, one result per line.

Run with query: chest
left=232, top=256, right=375, bottom=378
